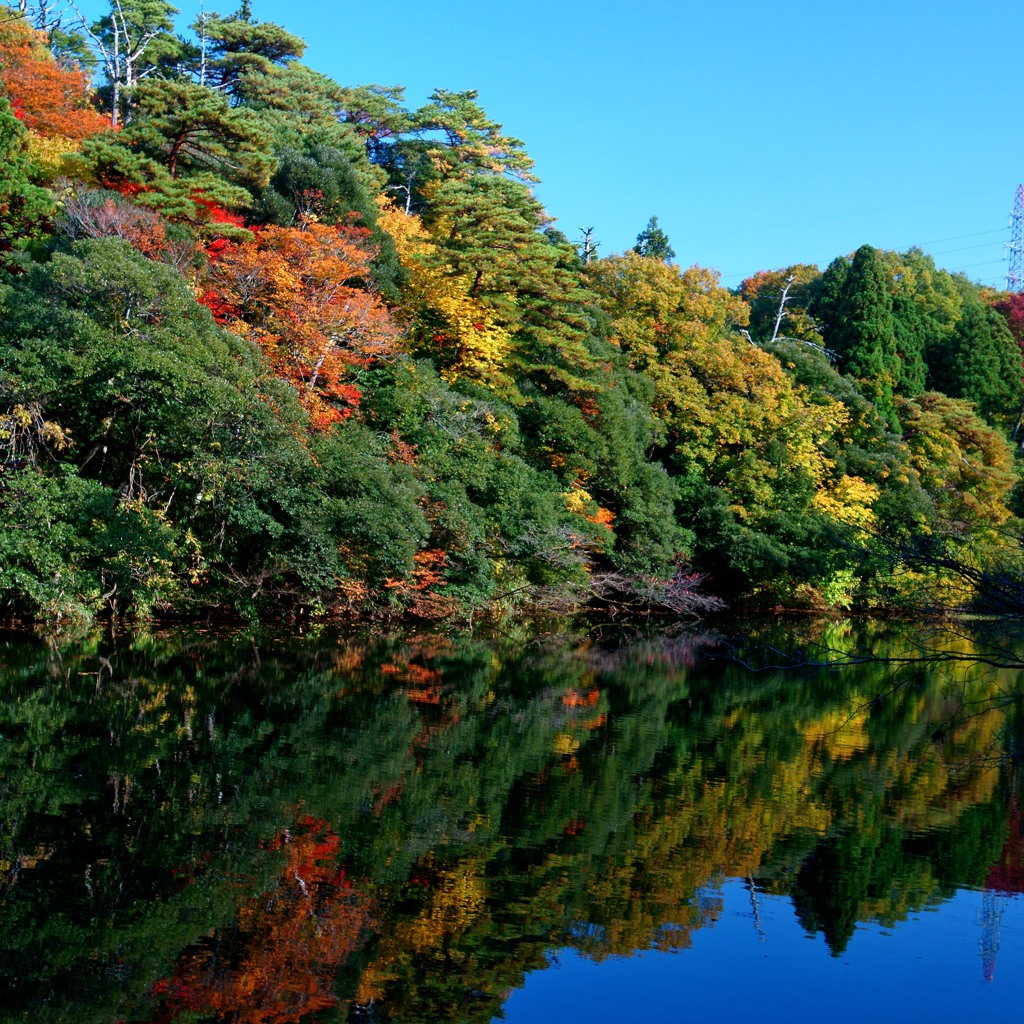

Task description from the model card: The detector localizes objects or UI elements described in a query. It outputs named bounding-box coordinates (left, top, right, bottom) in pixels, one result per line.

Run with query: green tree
left=235, top=63, right=379, bottom=179
left=74, top=78, right=274, bottom=223
left=883, top=247, right=961, bottom=398
left=72, top=0, right=180, bottom=126
left=0, top=96, right=54, bottom=265
left=830, top=244, right=901, bottom=425
left=335, top=82, right=413, bottom=169
left=585, top=252, right=871, bottom=603
left=633, top=214, right=675, bottom=262
left=372, top=88, right=536, bottom=218
left=810, top=253, right=850, bottom=338
left=191, top=4, right=305, bottom=96
left=417, top=166, right=595, bottom=391
left=0, top=238, right=347, bottom=619
left=252, top=144, right=402, bottom=299
left=927, top=297, right=1024, bottom=427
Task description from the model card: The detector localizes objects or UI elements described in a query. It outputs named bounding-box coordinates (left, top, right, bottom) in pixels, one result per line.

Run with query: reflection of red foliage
left=562, top=688, right=600, bottom=708
left=147, top=819, right=374, bottom=1024
left=987, top=799, right=1024, bottom=895
left=381, top=660, right=442, bottom=690
left=371, top=780, right=405, bottom=815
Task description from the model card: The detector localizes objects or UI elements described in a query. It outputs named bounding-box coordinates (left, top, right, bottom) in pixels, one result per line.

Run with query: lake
left=0, top=619, right=1021, bottom=1023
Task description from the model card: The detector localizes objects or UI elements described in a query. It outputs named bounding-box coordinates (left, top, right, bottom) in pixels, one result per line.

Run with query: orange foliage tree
left=0, top=14, right=108, bottom=140
left=203, top=222, right=402, bottom=429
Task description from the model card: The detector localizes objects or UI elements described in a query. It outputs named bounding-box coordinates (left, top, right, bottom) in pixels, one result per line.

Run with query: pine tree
left=191, top=6, right=305, bottom=96
left=633, top=215, right=675, bottom=262
left=75, top=79, right=274, bottom=223
left=0, top=97, right=54, bottom=265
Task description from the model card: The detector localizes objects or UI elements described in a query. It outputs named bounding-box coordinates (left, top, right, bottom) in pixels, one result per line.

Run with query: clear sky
left=67, top=0, right=1023, bottom=288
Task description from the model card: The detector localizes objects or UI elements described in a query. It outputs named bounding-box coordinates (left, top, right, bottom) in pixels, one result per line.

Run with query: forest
left=3, top=0, right=1024, bottom=627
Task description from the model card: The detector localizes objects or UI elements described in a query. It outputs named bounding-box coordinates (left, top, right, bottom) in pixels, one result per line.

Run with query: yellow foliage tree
left=376, top=198, right=513, bottom=389
left=585, top=253, right=869, bottom=529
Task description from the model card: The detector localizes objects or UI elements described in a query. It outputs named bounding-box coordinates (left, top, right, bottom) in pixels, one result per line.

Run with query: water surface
left=0, top=621, right=1020, bottom=1022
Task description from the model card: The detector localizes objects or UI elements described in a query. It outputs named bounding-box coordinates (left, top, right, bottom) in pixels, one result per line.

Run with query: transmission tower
left=1007, top=184, right=1024, bottom=292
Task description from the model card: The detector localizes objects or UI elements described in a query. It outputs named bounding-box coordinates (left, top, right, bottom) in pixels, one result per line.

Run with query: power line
left=949, top=258, right=1006, bottom=271
left=718, top=234, right=1009, bottom=283
left=928, top=240, right=1006, bottom=257
left=913, top=227, right=1006, bottom=245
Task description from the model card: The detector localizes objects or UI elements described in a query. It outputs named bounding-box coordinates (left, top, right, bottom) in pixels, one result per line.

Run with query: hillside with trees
left=2, top=1, right=1023, bottom=627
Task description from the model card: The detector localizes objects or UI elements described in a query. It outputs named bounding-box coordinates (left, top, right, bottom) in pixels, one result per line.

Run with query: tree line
left=2, top=0, right=1023, bottom=626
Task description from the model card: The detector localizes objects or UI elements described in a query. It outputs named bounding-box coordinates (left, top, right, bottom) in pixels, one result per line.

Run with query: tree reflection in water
left=0, top=620, right=1019, bottom=1022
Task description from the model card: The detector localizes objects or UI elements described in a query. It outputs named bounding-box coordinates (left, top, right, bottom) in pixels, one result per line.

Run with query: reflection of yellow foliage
left=802, top=707, right=869, bottom=758
left=0, top=844, right=53, bottom=874
left=356, top=860, right=487, bottom=1003
left=408, top=863, right=486, bottom=953
left=553, top=733, right=580, bottom=756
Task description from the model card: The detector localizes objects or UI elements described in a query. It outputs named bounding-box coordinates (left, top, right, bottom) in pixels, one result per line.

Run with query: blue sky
left=66, top=0, right=1022, bottom=288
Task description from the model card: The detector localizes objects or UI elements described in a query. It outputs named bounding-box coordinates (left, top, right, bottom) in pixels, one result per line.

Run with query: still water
left=0, top=621, right=1021, bottom=1023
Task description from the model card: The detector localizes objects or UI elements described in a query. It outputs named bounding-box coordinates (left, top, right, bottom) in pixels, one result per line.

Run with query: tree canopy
left=2, top=1, right=1023, bottom=626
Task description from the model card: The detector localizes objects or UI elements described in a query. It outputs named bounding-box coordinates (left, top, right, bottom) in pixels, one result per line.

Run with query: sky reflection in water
left=502, top=881, right=1024, bottom=1024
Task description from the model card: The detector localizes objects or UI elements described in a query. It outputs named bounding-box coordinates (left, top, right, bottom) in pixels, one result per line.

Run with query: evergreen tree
left=830, top=245, right=900, bottom=425
left=891, top=286, right=928, bottom=396
left=0, top=96, right=54, bottom=265
left=811, top=254, right=850, bottom=342
left=191, top=5, right=305, bottom=96
left=884, top=247, right=962, bottom=399
left=234, top=63, right=380, bottom=191
left=422, top=173, right=594, bottom=390
left=75, top=0, right=181, bottom=125
left=633, top=214, right=675, bottom=262
left=75, top=79, right=274, bottom=223
left=928, top=297, right=1024, bottom=426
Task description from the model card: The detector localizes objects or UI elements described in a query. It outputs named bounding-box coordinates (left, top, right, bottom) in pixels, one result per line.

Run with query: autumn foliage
left=3, top=0, right=1024, bottom=628
left=0, top=16, right=109, bottom=140
left=148, top=819, right=374, bottom=1024
left=203, top=222, right=402, bottom=429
